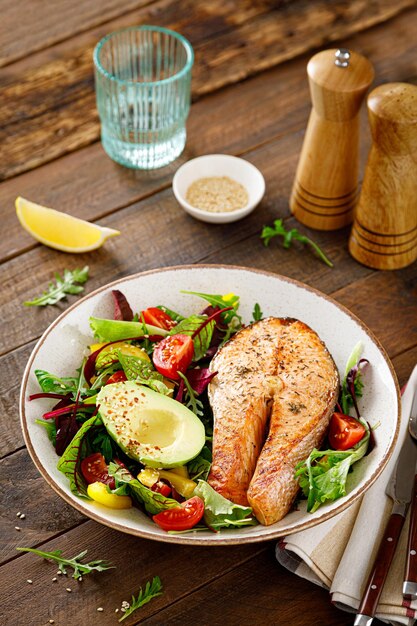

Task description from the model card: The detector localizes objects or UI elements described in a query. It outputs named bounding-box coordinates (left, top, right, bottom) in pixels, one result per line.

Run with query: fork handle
left=354, top=513, right=405, bottom=625
left=404, top=475, right=417, bottom=599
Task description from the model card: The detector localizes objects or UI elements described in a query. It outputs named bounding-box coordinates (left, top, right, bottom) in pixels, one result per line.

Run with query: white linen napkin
left=276, top=365, right=417, bottom=626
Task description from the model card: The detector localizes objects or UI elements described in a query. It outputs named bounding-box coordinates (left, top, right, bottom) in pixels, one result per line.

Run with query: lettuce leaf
left=108, top=464, right=179, bottom=515
left=193, top=481, right=256, bottom=530
left=89, top=317, right=168, bottom=342
left=35, top=369, right=78, bottom=395
left=295, top=419, right=370, bottom=513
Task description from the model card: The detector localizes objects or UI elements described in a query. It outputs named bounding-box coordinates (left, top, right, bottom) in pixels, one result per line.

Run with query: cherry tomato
left=151, top=480, right=172, bottom=498
left=105, top=370, right=128, bottom=385
left=328, top=412, right=366, bottom=451
left=153, top=334, right=194, bottom=380
left=152, top=496, right=205, bottom=531
left=81, top=453, right=115, bottom=489
left=141, top=307, right=176, bottom=330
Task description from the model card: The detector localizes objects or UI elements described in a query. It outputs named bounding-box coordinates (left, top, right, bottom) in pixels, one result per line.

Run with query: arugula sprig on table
left=261, top=219, right=333, bottom=267
left=16, top=547, right=114, bottom=579
left=118, top=576, right=163, bottom=622
left=24, top=266, right=89, bottom=306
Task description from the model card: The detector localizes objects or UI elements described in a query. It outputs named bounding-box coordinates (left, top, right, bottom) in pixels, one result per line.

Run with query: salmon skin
left=207, top=317, right=339, bottom=525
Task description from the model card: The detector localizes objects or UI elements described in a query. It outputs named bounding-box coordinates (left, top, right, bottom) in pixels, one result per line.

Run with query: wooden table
left=1, top=2, right=417, bottom=624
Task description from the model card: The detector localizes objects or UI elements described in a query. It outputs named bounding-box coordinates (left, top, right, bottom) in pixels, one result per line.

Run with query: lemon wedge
left=15, top=197, right=120, bottom=253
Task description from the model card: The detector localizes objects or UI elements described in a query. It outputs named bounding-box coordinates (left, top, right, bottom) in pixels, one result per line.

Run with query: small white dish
left=172, top=154, right=265, bottom=223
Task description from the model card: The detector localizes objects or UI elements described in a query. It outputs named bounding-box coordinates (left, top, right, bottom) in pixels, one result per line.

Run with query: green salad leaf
left=24, top=266, right=89, bottom=307
left=57, top=414, right=103, bottom=499
left=16, top=547, right=113, bottom=579
left=35, top=418, right=57, bottom=445
left=251, top=303, right=263, bottom=323
left=194, top=480, right=256, bottom=530
left=35, top=369, right=79, bottom=395
left=169, top=315, right=215, bottom=361
left=187, top=446, right=212, bottom=481
left=89, top=317, right=168, bottom=342
left=181, top=291, right=241, bottom=326
left=118, top=576, right=163, bottom=623
left=108, top=464, right=179, bottom=515
left=117, top=353, right=172, bottom=395
left=295, top=420, right=370, bottom=512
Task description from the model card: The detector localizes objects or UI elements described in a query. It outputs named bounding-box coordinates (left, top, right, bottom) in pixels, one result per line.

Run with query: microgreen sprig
left=16, top=547, right=114, bottom=579
left=24, top=266, right=89, bottom=306
left=261, top=219, right=333, bottom=267
left=119, top=576, right=163, bottom=622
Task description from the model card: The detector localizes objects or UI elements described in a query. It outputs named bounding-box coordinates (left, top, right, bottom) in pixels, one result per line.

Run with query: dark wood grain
left=1, top=0, right=416, bottom=180
left=0, top=0, right=153, bottom=67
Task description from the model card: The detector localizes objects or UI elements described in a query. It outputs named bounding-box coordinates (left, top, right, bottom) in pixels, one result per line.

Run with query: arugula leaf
left=261, top=219, right=333, bottom=267
left=187, top=447, right=212, bottom=481
left=251, top=303, right=263, bottom=323
left=89, top=317, right=168, bottom=342
left=170, top=315, right=215, bottom=361
left=177, top=372, right=205, bottom=418
left=193, top=480, right=256, bottom=530
left=181, top=290, right=241, bottom=326
left=16, top=547, right=113, bottom=580
left=34, top=370, right=78, bottom=395
left=118, top=576, right=163, bottom=622
left=24, top=266, right=89, bottom=306
left=117, top=353, right=172, bottom=395
left=295, top=419, right=370, bottom=512
left=108, top=464, right=179, bottom=515
left=57, top=415, right=103, bottom=499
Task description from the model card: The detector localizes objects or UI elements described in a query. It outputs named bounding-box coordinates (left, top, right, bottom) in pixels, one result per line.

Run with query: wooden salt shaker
left=349, top=83, right=417, bottom=270
left=290, top=49, right=374, bottom=230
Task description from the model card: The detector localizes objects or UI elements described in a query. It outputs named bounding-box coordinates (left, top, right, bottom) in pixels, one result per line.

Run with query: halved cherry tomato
left=152, top=496, right=204, bottom=531
left=328, top=412, right=366, bottom=451
left=151, top=480, right=172, bottom=498
left=153, top=334, right=194, bottom=380
left=81, top=453, right=115, bottom=489
left=105, top=370, right=128, bottom=385
left=141, top=307, right=176, bottom=330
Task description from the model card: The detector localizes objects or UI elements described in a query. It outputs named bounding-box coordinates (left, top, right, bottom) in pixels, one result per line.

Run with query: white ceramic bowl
left=20, top=266, right=400, bottom=545
left=172, top=154, right=265, bottom=223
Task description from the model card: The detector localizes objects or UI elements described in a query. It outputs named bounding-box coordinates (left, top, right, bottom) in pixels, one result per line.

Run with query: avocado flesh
left=97, top=381, right=205, bottom=468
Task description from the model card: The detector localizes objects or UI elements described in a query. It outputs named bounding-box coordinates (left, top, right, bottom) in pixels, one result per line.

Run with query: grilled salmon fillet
left=207, top=317, right=339, bottom=525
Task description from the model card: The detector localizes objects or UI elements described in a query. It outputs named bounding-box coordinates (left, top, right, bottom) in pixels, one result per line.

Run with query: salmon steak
left=207, top=317, right=339, bottom=525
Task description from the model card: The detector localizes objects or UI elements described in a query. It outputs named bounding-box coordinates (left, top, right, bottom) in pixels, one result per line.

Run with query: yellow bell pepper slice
left=158, top=470, right=196, bottom=498
left=87, top=481, right=132, bottom=509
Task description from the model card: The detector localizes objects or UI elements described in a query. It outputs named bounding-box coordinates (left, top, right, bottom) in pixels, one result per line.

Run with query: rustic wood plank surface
left=1, top=0, right=416, bottom=180
left=1, top=1, right=416, bottom=625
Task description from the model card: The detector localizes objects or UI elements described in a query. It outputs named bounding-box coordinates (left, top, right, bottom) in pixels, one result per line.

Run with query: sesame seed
left=78, top=576, right=83, bottom=582
left=20, top=513, right=26, bottom=520
left=52, top=578, right=57, bottom=582
left=97, top=608, right=104, bottom=612
left=49, top=621, right=55, bottom=624
left=15, top=526, right=21, bottom=531
left=27, top=579, right=32, bottom=584
left=115, top=609, right=119, bottom=613
left=66, top=588, right=71, bottom=593
left=120, top=608, right=126, bottom=613
left=16, top=512, right=21, bottom=517
left=57, top=570, right=62, bottom=575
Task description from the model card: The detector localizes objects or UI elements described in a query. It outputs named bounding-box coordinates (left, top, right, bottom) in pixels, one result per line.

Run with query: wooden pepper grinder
left=349, top=83, right=417, bottom=270
left=290, top=48, right=374, bottom=230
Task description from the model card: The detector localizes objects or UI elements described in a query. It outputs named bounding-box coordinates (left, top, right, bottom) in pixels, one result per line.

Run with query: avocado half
left=97, top=381, right=205, bottom=468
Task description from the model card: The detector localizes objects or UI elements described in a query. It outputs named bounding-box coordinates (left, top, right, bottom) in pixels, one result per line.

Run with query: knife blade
left=354, top=386, right=417, bottom=626
left=403, top=389, right=417, bottom=600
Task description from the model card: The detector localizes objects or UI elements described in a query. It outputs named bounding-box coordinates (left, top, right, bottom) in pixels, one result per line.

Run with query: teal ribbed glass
left=94, top=26, right=194, bottom=170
